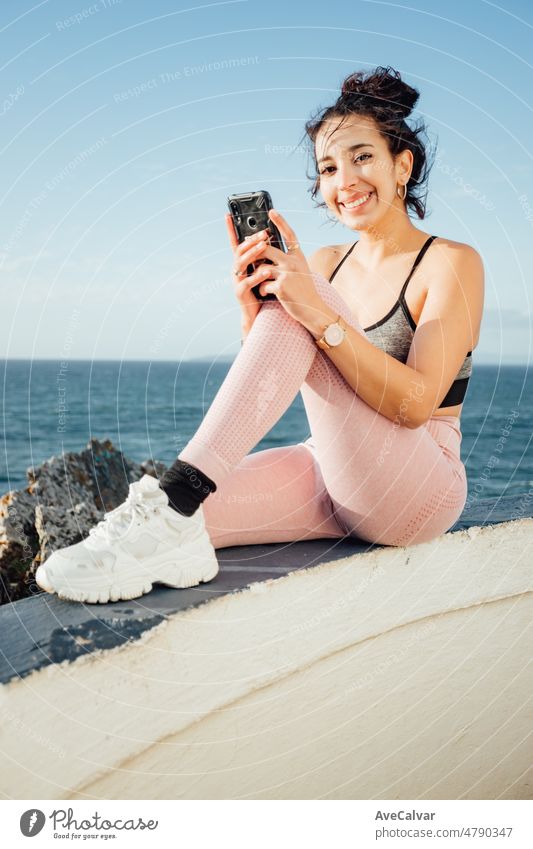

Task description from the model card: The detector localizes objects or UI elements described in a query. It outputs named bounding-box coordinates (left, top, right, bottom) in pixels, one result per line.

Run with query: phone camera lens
left=247, top=216, right=257, bottom=229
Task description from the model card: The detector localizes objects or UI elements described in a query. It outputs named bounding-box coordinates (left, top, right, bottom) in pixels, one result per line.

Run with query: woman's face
left=314, top=114, right=412, bottom=230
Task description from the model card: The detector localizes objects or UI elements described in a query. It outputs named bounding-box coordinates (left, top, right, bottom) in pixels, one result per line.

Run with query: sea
left=1, top=360, right=532, bottom=502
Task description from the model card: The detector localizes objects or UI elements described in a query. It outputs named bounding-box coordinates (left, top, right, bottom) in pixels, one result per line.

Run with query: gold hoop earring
left=397, top=183, right=407, bottom=201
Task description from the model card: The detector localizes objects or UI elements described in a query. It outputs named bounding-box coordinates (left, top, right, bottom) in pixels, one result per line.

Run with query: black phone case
left=227, top=190, right=285, bottom=301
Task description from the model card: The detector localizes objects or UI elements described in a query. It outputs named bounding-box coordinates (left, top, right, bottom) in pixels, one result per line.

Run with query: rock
left=0, top=439, right=167, bottom=605
left=34, top=501, right=103, bottom=566
left=0, top=488, right=39, bottom=603
left=140, top=458, right=168, bottom=479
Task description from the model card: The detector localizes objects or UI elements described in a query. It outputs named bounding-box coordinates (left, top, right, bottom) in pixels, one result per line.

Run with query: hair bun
left=340, top=66, right=419, bottom=120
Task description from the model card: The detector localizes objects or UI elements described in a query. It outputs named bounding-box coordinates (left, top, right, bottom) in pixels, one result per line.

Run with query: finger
left=234, top=239, right=272, bottom=275
left=245, top=263, right=277, bottom=286
left=268, top=209, right=297, bottom=241
left=225, top=213, right=240, bottom=251
left=249, top=242, right=285, bottom=265
left=259, top=281, right=277, bottom=297
left=268, top=209, right=303, bottom=255
left=239, top=229, right=269, bottom=255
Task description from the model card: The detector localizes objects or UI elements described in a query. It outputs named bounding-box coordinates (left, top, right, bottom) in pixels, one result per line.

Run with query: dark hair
left=301, top=66, right=434, bottom=220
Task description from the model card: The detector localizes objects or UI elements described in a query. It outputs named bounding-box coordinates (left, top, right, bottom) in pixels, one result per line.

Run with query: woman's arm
left=305, top=243, right=485, bottom=428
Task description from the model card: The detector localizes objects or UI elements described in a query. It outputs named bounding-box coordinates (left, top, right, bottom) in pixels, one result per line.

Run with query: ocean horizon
left=2, top=360, right=532, bottom=501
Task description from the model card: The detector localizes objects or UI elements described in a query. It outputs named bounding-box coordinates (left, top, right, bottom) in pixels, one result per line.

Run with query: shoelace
left=88, top=486, right=162, bottom=543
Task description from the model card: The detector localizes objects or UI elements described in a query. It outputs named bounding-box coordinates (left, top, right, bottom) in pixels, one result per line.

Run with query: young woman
left=36, top=66, right=484, bottom=604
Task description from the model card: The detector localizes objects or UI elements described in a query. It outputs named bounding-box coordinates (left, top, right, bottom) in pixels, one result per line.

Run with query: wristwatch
left=316, top=315, right=347, bottom=350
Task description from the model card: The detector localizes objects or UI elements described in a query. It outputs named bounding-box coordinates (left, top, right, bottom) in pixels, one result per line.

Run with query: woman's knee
left=309, top=271, right=365, bottom=335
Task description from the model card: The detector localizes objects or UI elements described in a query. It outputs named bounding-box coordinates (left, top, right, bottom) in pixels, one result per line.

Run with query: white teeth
left=342, top=193, right=372, bottom=209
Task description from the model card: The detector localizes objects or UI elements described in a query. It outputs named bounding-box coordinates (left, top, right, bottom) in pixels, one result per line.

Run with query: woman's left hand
left=254, top=209, right=326, bottom=334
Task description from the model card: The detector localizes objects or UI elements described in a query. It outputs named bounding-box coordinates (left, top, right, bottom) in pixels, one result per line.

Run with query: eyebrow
left=317, top=143, right=375, bottom=166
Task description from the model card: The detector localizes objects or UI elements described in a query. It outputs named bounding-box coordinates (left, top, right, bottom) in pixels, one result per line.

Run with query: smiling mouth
left=340, top=191, right=374, bottom=210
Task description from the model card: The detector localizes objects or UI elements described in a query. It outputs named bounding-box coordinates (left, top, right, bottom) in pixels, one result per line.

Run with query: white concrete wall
left=1, top=519, right=532, bottom=800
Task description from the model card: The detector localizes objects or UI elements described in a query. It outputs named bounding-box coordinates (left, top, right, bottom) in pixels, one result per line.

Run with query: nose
left=336, top=160, right=359, bottom=191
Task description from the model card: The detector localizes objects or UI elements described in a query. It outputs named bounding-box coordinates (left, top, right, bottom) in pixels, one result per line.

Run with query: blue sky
left=0, top=0, right=531, bottom=363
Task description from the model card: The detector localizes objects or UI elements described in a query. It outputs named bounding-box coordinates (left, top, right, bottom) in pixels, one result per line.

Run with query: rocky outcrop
left=0, top=439, right=167, bottom=605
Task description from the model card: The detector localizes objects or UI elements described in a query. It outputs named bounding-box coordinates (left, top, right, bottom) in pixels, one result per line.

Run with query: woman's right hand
left=225, top=213, right=272, bottom=337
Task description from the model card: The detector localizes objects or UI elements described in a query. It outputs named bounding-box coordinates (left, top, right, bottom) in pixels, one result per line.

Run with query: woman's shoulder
left=308, top=236, right=483, bottom=278
left=425, top=237, right=484, bottom=334
left=307, top=243, right=354, bottom=277
left=314, top=236, right=483, bottom=259
left=429, top=236, right=483, bottom=266
left=427, top=238, right=484, bottom=298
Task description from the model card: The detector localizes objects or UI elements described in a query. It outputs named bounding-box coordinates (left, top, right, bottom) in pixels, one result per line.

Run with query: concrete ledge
left=0, top=497, right=532, bottom=799
left=0, top=494, right=529, bottom=685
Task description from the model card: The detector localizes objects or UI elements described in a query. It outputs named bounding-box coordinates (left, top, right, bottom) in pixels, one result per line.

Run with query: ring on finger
left=286, top=242, right=300, bottom=252
left=234, top=267, right=247, bottom=277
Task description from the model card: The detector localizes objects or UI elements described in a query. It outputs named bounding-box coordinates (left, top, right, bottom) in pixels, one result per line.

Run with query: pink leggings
left=179, top=272, right=468, bottom=549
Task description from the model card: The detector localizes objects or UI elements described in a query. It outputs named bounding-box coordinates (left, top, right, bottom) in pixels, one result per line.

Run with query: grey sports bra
left=328, top=236, right=472, bottom=408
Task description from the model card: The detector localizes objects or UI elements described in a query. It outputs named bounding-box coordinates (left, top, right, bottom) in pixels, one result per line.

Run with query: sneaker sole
left=36, top=553, right=219, bottom=604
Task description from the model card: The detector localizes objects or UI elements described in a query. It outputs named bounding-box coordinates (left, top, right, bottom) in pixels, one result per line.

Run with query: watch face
left=325, top=322, right=345, bottom=346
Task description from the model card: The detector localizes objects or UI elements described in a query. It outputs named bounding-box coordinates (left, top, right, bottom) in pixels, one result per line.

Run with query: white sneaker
left=35, top=474, right=219, bottom=603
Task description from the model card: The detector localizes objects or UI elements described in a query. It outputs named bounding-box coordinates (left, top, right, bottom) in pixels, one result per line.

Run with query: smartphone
left=227, top=190, right=286, bottom=301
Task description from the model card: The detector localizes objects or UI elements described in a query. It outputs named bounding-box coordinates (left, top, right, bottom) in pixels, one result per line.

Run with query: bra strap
left=328, top=236, right=437, bottom=295
left=328, top=241, right=358, bottom=282
left=399, top=235, right=437, bottom=300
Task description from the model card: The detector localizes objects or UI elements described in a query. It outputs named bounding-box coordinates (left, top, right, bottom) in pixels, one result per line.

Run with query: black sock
left=159, top=459, right=217, bottom=517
